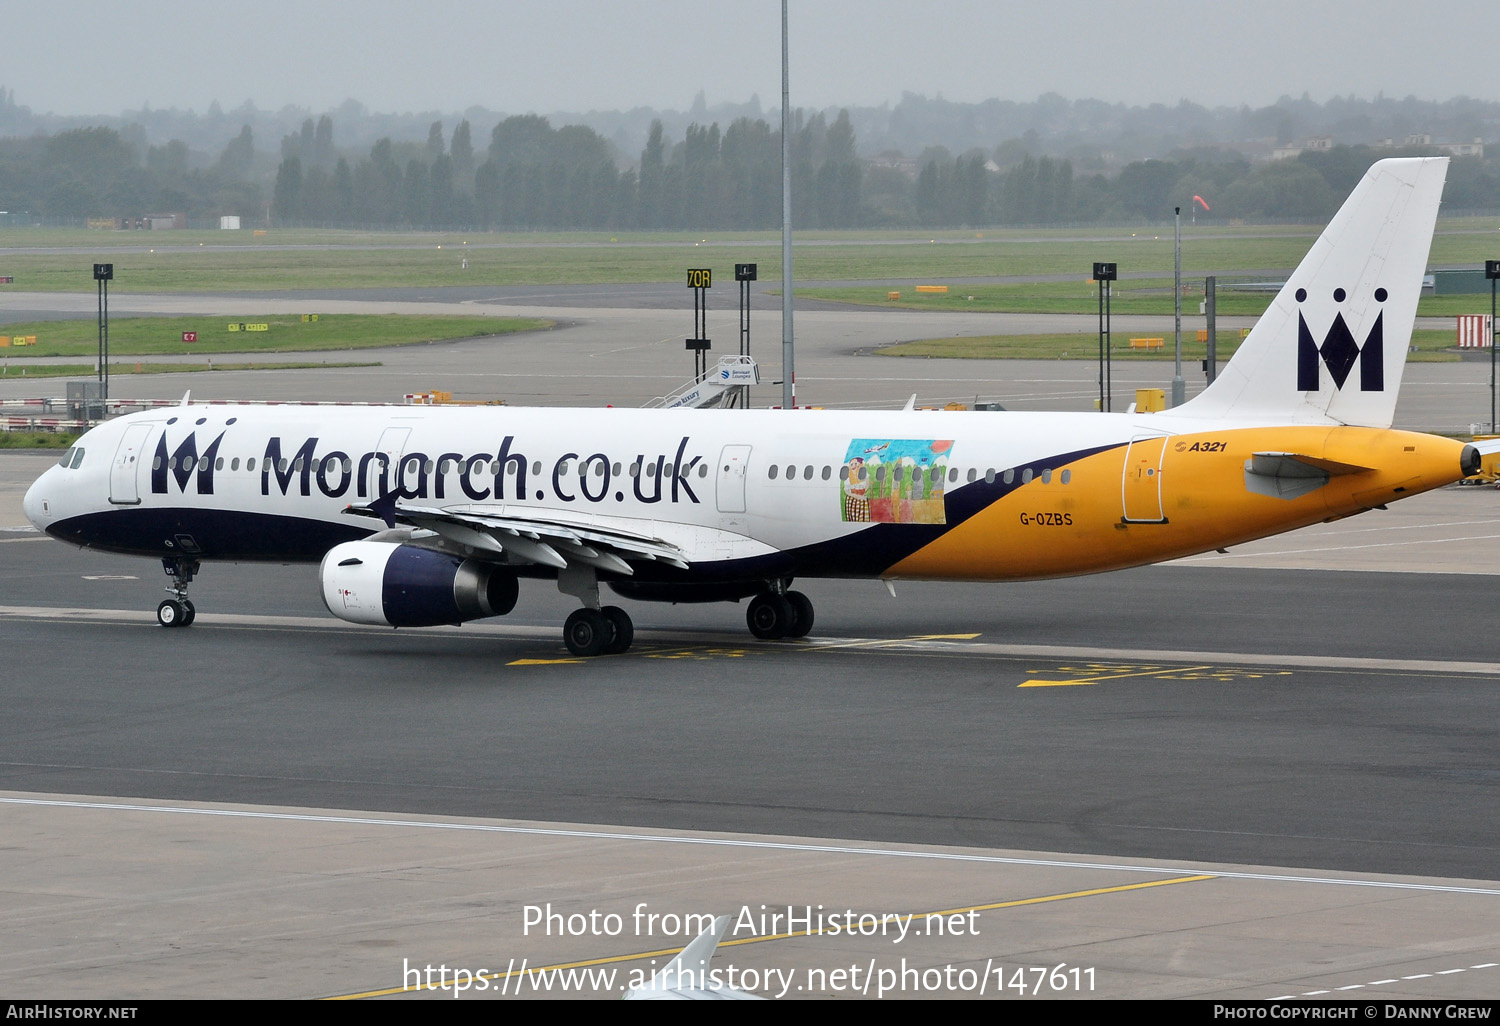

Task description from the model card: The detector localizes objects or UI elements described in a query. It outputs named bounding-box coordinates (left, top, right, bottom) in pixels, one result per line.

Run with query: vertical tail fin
left=1169, top=157, right=1447, bottom=427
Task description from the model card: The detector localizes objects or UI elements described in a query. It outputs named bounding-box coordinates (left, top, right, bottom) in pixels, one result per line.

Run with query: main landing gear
left=562, top=605, right=634, bottom=658
left=747, top=585, right=814, bottom=640
left=557, top=564, right=634, bottom=657
left=157, top=556, right=200, bottom=628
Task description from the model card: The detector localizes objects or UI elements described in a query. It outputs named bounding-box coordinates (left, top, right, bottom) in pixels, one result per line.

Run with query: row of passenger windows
left=151, top=454, right=713, bottom=479
left=770, top=463, right=1072, bottom=485
left=145, top=451, right=1071, bottom=486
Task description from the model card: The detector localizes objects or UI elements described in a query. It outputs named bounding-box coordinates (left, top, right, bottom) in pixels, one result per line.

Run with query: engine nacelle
left=320, top=540, right=519, bottom=627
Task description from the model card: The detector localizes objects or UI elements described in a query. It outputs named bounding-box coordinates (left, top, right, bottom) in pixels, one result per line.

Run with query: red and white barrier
left=1457, top=314, right=1494, bottom=348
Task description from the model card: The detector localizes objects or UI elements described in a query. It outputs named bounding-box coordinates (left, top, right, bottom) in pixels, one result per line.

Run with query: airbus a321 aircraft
left=23, top=158, right=1478, bottom=656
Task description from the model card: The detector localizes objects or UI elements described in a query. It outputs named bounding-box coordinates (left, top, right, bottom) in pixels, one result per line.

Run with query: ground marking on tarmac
left=5, top=795, right=1500, bottom=897
left=1269, top=962, right=1499, bottom=1000
left=328, top=875, right=1213, bottom=1000
left=1020, top=662, right=1295, bottom=687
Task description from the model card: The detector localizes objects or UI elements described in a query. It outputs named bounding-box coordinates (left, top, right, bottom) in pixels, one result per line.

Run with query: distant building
left=96, top=213, right=186, bottom=230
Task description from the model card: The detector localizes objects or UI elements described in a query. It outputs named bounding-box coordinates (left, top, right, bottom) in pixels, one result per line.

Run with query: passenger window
left=698, top=464, right=708, bottom=478
left=858, top=466, right=867, bottom=482
left=1041, top=469, right=1052, bottom=484
left=839, top=466, right=849, bottom=481
left=1061, top=469, right=1071, bottom=484
left=629, top=461, right=640, bottom=477
left=612, top=462, right=621, bottom=476
left=200, top=457, right=211, bottom=472
left=769, top=465, right=779, bottom=480
left=803, top=465, right=813, bottom=481
left=1003, top=469, right=1014, bottom=484
left=438, top=458, right=450, bottom=474
left=875, top=467, right=885, bottom=483
left=966, top=468, right=976, bottom=483
left=785, top=464, right=794, bottom=479
left=231, top=458, right=240, bottom=471
left=985, top=469, right=996, bottom=484
left=152, top=455, right=162, bottom=471
left=215, top=457, right=224, bottom=471
left=821, top=466, right=831, bottom=481
left=247, top=458, right=256, bottom=471
left=531, top=461, right=542, bottom=476
left=1022, top=469, right=1033, bottom=484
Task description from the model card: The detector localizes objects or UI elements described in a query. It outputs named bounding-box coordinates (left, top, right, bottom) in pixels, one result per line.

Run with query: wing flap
left=343, top=501, right=689, bottom=573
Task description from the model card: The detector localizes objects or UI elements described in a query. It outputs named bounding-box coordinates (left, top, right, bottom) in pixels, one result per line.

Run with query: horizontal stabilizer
left=1244, top=450, right=1373, bottom=501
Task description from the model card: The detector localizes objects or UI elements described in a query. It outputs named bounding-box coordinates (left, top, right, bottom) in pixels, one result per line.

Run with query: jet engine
left=320, top=540, right=519, bottom=627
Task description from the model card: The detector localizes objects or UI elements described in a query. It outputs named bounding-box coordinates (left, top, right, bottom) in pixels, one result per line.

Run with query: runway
left=1, top=286, right=1499, bottom=999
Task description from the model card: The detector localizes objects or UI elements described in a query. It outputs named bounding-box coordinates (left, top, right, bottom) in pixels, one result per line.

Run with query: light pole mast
left=780, top=0, right=794, bottom=411
left=1172, top=206, right=1184, bottom=407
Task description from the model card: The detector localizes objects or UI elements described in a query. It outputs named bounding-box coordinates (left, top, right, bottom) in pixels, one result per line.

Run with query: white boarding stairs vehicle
left=648, top=355, right=759, bottom=409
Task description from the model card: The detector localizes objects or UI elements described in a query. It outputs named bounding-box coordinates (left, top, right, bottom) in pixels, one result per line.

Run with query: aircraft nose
left=22, top=469, right=52, bottom=529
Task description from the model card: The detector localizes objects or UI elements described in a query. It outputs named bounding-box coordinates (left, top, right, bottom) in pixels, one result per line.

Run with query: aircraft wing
left=343, top=496, right=689, bottom=575
left=624, top=915, right=764, bottom=1000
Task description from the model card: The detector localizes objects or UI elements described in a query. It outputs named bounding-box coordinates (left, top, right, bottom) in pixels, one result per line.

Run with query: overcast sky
left=11, top=1, right=1499, bottom=117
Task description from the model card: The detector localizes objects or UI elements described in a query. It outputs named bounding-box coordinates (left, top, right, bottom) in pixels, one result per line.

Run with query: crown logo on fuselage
left=1295, top=286, right=1385, bottom=392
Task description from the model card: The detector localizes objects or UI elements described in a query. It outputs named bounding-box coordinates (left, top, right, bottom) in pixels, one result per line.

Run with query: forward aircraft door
left=375, top=426, right=410, bottom=491
left=716, top=444, right=751, bottom=513
left=1121, top=434, right=1169, bottom=523
left=108, top=423, right=156, bottom=505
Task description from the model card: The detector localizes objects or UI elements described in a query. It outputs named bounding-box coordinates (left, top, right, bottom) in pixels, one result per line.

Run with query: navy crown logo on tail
left=1296, top=286, right=1385, bottom=392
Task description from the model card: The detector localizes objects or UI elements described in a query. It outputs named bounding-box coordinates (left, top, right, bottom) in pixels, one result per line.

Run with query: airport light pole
left=1094, top=262, right=1116, bottom=412
left=1488, top=260, right=1500, bottom=431
left=780, top=0, right=795, bottom=411
left=1172, top=207, right=1184, bottom=408
left=94, top=263, right=112, bottom=406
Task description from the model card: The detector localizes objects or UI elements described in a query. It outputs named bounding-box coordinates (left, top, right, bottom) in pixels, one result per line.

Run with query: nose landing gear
left=157, top=556, right=200, bottom=628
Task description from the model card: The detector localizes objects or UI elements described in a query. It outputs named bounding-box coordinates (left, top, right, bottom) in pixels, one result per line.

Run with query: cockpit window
left=59, top=447, right=75, bottom=467
left=70, top=447, right=85, bottom=469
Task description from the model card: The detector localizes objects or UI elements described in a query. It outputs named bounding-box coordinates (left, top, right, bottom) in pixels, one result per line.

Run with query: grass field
left=0, top=315, right=550, bottom=359
left=874, top=327, right=1465, bottom=362
left=0, top=432, right=77, bottom=449
left=0, top=218, right=1496, bottom=294
left=796, top=281, right=1492, bottom=318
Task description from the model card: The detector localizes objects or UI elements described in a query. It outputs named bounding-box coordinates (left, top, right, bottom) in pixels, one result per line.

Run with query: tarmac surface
left=1, top=286, right=1499, bottom=1000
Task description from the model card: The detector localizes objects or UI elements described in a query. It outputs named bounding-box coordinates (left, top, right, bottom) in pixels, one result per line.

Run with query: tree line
left=2, top=112, right=1497, bottom=230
